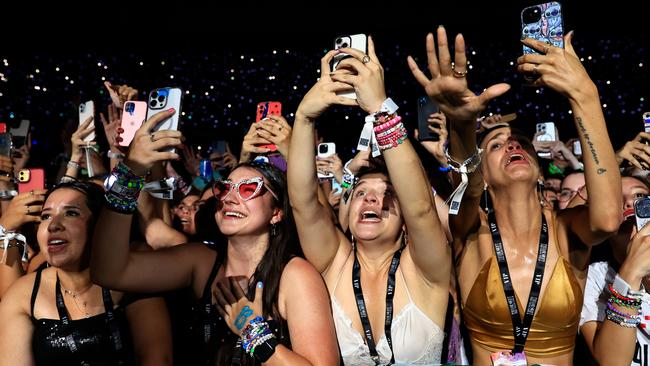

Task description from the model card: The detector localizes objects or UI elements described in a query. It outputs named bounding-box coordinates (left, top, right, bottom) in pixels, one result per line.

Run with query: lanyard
left=352, top=244, right=405, bottom=365
left=488, top=210, right=548, bottom=354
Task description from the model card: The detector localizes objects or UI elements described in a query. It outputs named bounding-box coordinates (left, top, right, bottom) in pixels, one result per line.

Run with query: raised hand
left=330, top=36, right=387, bottom=114
left=124, top=109, right=182, bottom=176
left=99, top=104, right=124, bottom=151
left=70, top=116, right=95, bottom=162
left=296, top=50, right=358, bottom=120
left=254, top=115, right=293, bottom=158
left=517, top=31, right=596, bottom=99
left=240, top=122, right=274, bottom=163
left=104, top=81, right=138, bottom=109
left=180, top=145, right=200, bottom=176
left=415, top=112, right=448, bottom=166
left=616, top=132, right=650, bottom=170
left=0, top=190, right=46, bottom=230
left=408, top=26, right=510, bottom=124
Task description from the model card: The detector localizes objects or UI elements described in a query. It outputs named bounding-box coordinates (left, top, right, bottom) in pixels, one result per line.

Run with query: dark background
left=1, top=1, right=648, bottom=173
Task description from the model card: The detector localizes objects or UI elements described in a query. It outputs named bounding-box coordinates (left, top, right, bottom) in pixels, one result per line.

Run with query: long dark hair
left=43, top=181, right=105, bottom=228
left=215, top=162, right=301, bottom=365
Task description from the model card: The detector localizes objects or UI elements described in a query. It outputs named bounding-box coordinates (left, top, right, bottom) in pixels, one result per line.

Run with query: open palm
left=408, top=27, right=510, bottom=124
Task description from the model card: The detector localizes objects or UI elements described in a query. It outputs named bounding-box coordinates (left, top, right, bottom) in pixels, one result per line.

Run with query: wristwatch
left=252, top=337, right=279, bottom=362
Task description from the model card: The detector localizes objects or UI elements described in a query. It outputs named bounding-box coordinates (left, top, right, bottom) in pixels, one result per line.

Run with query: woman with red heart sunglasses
left=89, top=109, right=339, bottom=365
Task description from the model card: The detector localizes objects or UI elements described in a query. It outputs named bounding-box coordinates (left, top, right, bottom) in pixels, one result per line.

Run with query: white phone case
left=536, top=122, right=556, bottom=158
left=332, top=34, right=367, bottom=99
left=317, top=143, right=336, bottom=179
left=79, top=101, right=95, bottom=142
left=146, top=88, right=182, bottom=152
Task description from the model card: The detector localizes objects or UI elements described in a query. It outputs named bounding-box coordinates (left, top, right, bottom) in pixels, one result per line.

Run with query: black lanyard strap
left=488, top=210, right=548, bottom=354
left=352, top=244, right=405, bottom=365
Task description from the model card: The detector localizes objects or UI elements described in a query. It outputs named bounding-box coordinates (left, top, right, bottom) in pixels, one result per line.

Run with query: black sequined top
left=30, top=269, right=135, bottom=366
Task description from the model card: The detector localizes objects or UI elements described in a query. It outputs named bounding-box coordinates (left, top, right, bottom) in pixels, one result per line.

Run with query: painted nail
left=257, top=281, right=263, bottom=289
left=168, top=108, right=175, bottom=113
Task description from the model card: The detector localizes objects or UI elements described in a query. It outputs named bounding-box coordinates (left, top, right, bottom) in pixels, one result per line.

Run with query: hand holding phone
left=255, top=102, right=282, bottom=152
left=417, top=97, right=441, bottom=142
left=10, top=119, right=30, bottom=148
left=635, top=196, right=650, bottom=231
left=331, top=34, right=367, bottom=99
left=317, top=143, right=336, bottom=179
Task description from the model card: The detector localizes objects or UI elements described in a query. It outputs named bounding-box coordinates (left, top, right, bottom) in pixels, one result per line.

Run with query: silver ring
left=362, top=55, right=371, bottom=64
left=451, top=65, right=467, bottom=78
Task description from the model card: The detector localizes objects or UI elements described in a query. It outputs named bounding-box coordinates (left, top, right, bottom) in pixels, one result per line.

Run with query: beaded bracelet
left=609, top=284, right=643, bottom=307
left=373, top=116, right=402, bottom=133
left=607, top=301, right=641, bottom=318
left=67, top=160, right=80, bottom=170
left=606, top=307, right=641, bottom=328
left=104, top=162, right=145, bottom=214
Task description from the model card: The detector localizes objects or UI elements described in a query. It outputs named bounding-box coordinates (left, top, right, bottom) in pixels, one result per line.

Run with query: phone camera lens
left=79, top=104, right=85, bottom=113
left=335, top=38, right=342, bottom=44
left=319, top=145, right=327, bottom=154
left=149, top=100, right=157, bottom=108
left=341, top=42, right=348, bottom=48
left=151, top=91, right=158, bottom=99
left=158, top=95, right=165, bottom=102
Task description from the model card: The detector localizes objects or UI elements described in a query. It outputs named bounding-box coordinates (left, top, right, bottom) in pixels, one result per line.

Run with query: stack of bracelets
left=373, top=114, right=407, bottom=151
left=606, top=283, right=643, bottom=328
left=103, top=162, right=145, bottom=214
left=240, top=316, right=278, bottom=361
left=341, top=159, right=355, bottom=189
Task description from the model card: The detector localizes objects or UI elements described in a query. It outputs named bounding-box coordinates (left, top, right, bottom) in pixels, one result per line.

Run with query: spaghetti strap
left=398, top=267, right=413, bottom=302
left=30, top=268, right=44, bottom=319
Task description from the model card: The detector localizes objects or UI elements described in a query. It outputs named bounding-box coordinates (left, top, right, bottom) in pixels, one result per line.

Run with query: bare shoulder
left=278, top=257, right=330, bottom=319
left=0, top=271, right=39, bottom=313
left=280, top=257, right=324, bottom=287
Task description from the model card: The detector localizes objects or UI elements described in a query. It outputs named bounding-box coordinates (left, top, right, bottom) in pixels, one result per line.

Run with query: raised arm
left=288, top=50, right=357, bottom=273
left=407, top=27, right=510, bottom=249
left=519, top=32, right=622, bottom=245
left=328, top=37, right=448, bottom=284
left=581, top=224, right=650, bottom=365
left=90, top=109, right=212, bottom=295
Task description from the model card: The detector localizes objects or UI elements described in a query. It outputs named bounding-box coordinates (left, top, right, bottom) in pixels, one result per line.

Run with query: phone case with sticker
left=521, top=2, right=564, bottom=55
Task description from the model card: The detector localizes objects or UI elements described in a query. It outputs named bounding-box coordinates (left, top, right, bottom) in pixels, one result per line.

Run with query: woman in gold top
left=408, top=27, right=622, bottom=365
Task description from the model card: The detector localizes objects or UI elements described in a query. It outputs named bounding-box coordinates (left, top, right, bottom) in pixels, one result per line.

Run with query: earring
left=270, top=223, right=278, bottom=237
left=537, top=179, right=545, bottom=207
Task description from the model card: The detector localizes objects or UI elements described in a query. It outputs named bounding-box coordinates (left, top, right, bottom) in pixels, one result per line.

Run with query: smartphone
left=9, top=119, right=30, bottom=148
left=255, top=102, right=282, bottom=152
left=317, top=142, right=336, bottom=179
left=643, top=112, right=650, bottom=133
left=119, top=101, right=147, bottom=147
left=521, top=2, right=564, bottom=55
left=634, top=196, right=650, bottom=230
left=331, top=34, right=368, bottom=99
left=535, top=122, right=556, bottom=158
left=0, top=123, right=11, bottom=157
left=417, top=96, right=441, bottom=142
left=573, top=140, right=582, bottom=156
left=147, top=87, right=182, bottom=152
left=332, top=179, right=343, bottom=195
left=79, top=101, right=95, bottom=143
left=17, top=168, right=45, bottom=194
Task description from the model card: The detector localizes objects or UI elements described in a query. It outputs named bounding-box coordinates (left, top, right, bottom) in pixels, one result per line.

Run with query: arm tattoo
left=576, top=117, right=607, bottom=175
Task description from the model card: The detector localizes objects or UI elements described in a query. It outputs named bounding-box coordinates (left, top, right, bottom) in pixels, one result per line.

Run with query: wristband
left=107, top=151, right=126, bottom=160
left=67, top=160, right=80, bottom=170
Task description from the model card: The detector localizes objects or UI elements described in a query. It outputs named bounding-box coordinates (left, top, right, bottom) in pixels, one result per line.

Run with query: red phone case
left=18, top=168, right=46, bottom=194
left=255, top=102, right=282, bottom=152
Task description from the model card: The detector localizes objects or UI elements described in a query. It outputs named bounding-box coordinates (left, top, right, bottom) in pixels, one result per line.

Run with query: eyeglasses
left=558, top=185, right=588, bottom=202
left=212, top=177, right=278, bottom=202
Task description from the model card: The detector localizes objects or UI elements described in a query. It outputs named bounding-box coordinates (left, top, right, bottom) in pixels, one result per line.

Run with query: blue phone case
left=521, top=2, right=564, bottom=54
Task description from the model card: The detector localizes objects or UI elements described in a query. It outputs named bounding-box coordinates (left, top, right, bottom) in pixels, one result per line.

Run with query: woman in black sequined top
left=0, top=182, right=172, bottom=366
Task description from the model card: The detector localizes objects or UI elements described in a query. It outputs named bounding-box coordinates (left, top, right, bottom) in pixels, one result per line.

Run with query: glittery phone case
left=521, top=2, right=564, bottom=55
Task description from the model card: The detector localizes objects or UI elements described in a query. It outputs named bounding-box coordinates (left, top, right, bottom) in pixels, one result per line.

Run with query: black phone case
left=417, top=96, right=440, bottom=142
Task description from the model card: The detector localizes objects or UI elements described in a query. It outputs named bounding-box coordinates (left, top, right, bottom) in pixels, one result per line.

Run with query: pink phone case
left=119, top=101, right=148, bottom=147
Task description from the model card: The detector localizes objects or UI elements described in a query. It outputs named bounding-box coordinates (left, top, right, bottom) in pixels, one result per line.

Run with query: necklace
left=59, top=282, right=93, bottom=318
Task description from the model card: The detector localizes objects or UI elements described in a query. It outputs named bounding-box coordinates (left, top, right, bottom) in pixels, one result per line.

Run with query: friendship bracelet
left=67, top=160, right=80, bottom=170
left=609, top=283, right=643, bottom=306
left=103, top=162, right=145, bottom=214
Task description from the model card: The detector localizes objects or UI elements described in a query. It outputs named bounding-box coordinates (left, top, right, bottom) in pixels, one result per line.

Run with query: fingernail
left=168, top=108, right=175, bottom=113
left=438, top=24, right=444, bottom=29
left=256, top=281, right=263, bottom=289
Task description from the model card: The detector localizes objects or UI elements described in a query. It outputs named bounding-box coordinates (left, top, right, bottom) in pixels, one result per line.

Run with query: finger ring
left=362, top=55, right=371, bottom=64
left=26, top=206, right=31, bottom=214
left=451, top=65, right=467, bottom=78
left=150, top=133, right=156, bottom=143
